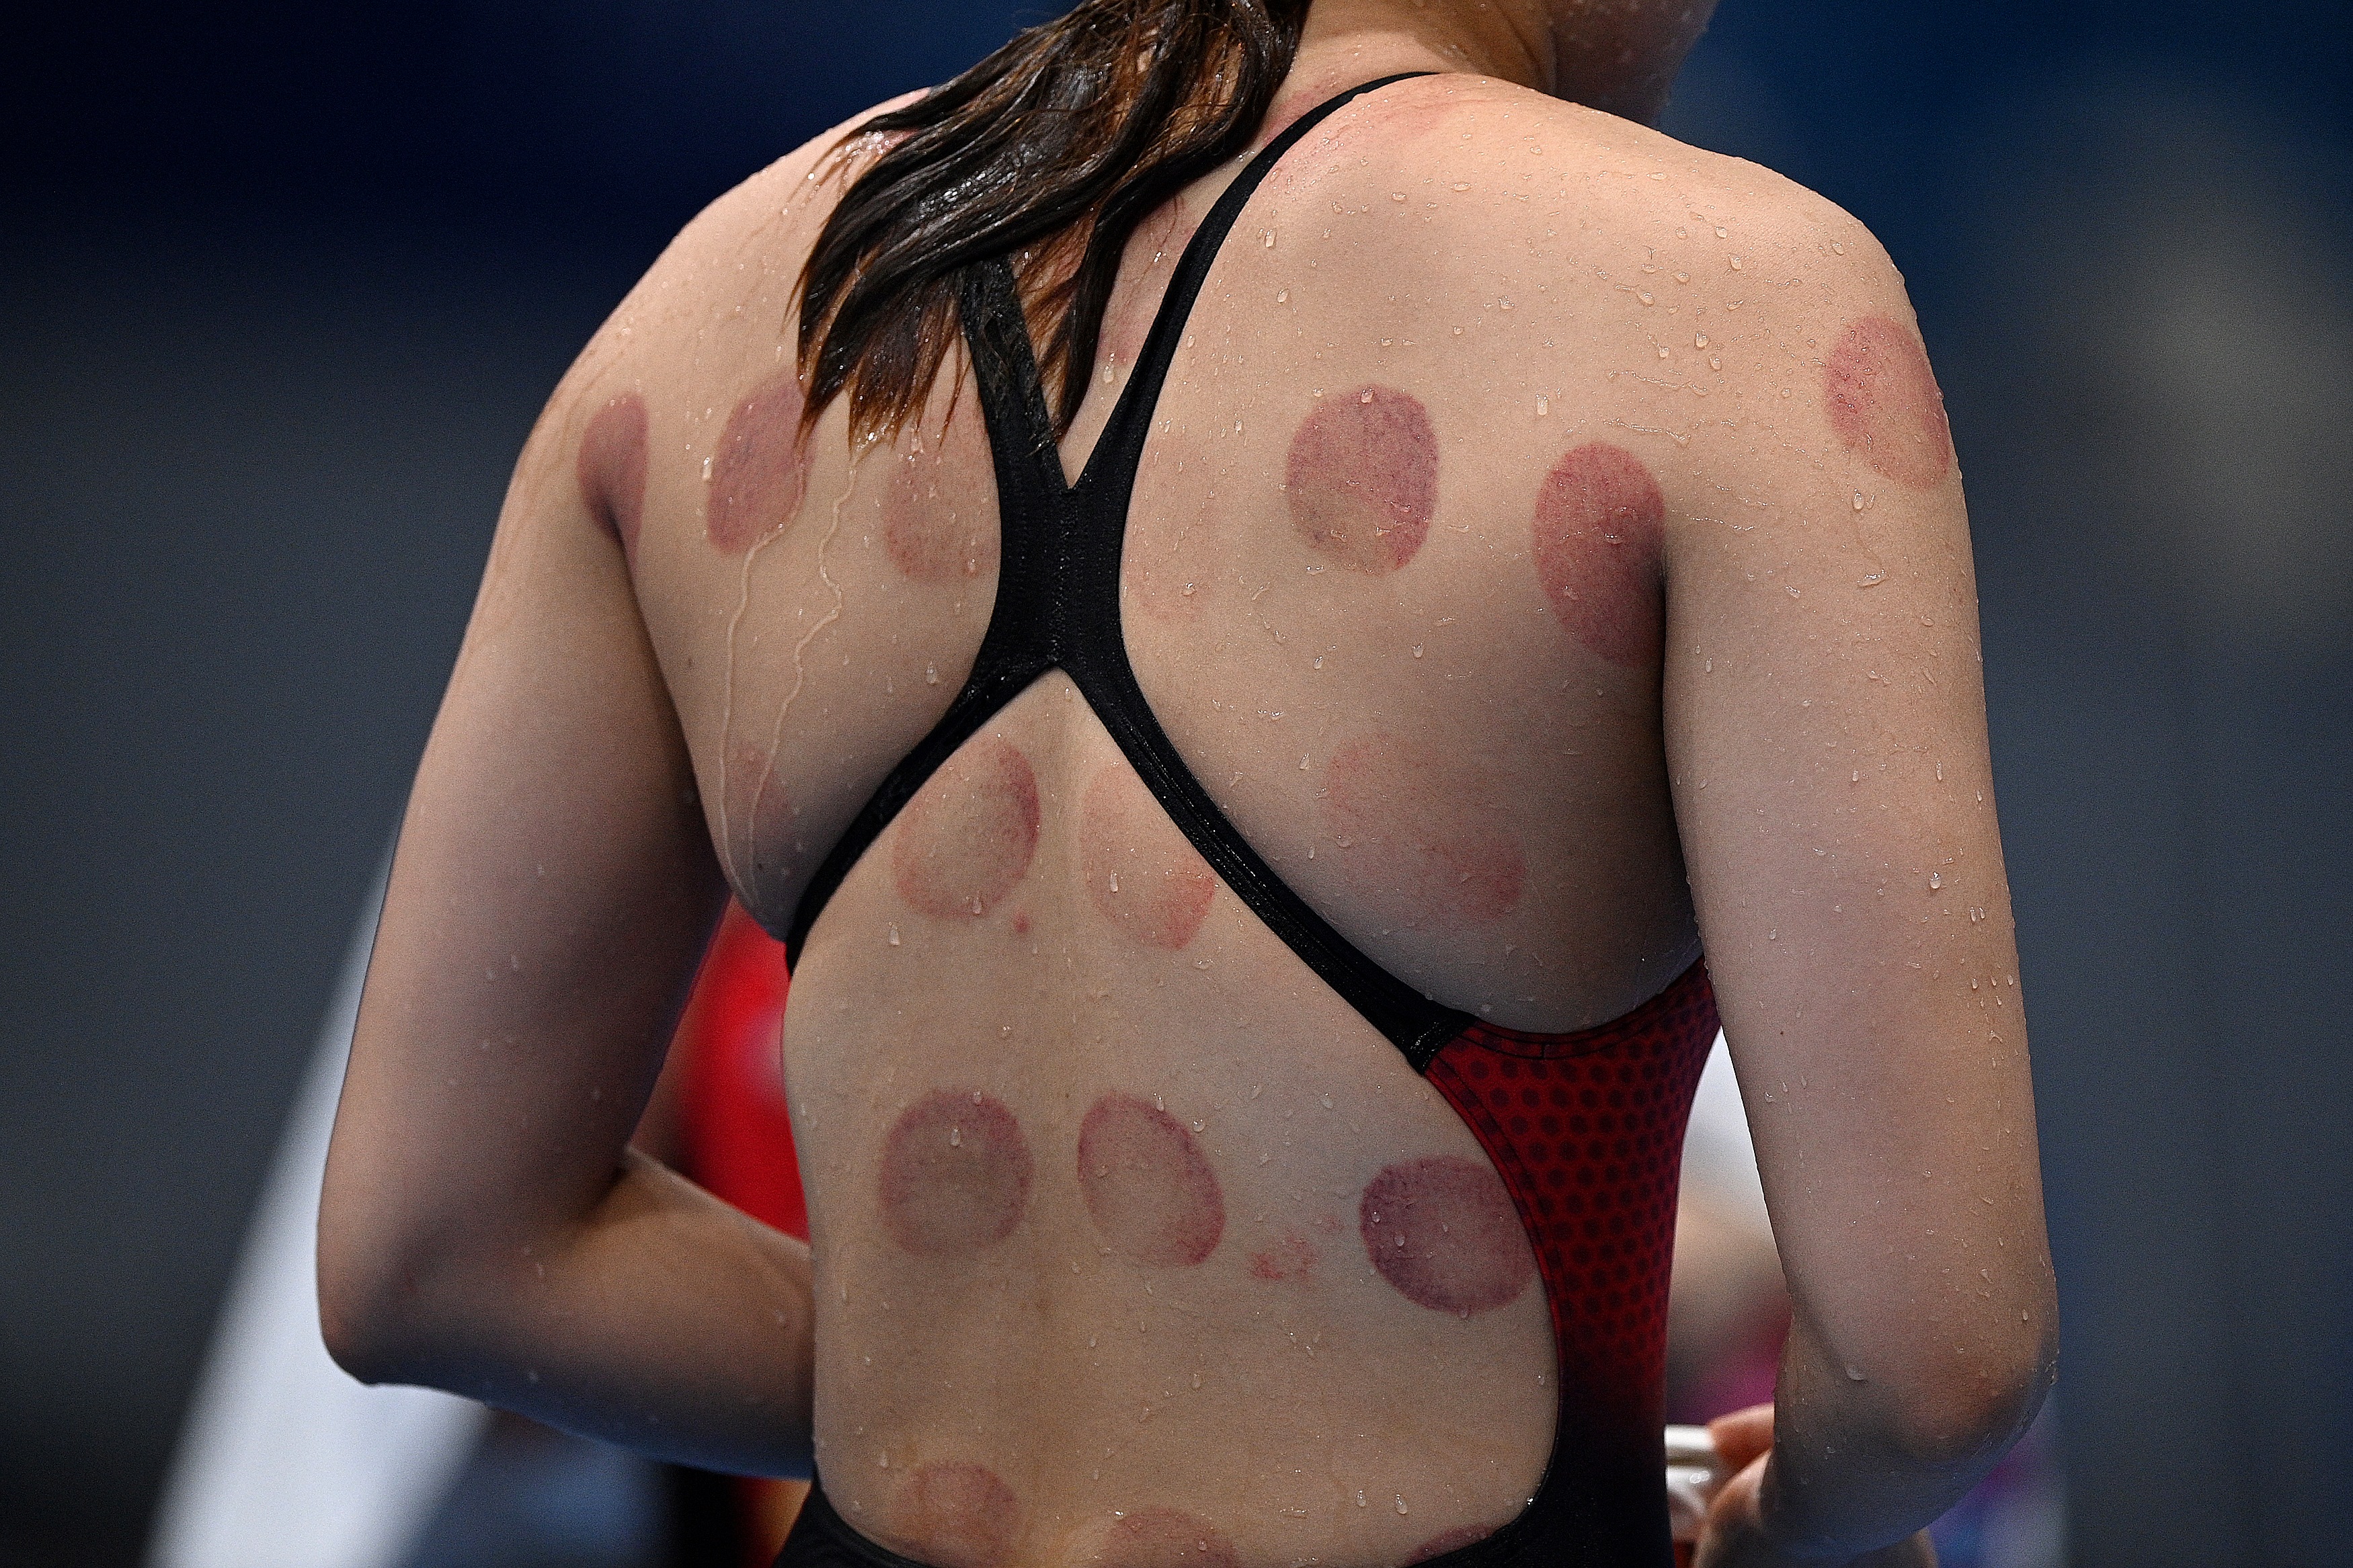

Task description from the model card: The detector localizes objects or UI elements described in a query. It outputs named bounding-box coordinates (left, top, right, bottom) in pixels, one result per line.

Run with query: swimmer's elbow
left=316, top=1225, right=455, bottom=1388
left=1878, top=1313, right=2060, bottom=1470
left=316, top=1186, right=494, bottom=1389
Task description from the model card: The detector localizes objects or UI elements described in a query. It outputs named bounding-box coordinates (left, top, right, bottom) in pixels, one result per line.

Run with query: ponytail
left=797, top=0, right=1312, bottom=442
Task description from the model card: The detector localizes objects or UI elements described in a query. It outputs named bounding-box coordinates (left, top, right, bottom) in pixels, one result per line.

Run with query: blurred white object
left=146, top=867, right=490, bottom=1568
left=1682, top=1030, right=1768, bottom=1237
left=1665, top=1424, right=1729, bottom=1544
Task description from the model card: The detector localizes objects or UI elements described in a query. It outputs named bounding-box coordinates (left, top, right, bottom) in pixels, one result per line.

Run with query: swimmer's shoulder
left=1349, top=77, right=1942, bottom=525
left=553, top=91, right=927, bottom=415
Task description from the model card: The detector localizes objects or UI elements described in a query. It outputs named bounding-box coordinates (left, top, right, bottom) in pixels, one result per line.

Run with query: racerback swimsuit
left=774, top=75, right=1721, bottom=1568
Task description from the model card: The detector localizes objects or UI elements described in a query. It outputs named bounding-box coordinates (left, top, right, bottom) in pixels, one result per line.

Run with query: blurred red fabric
left=676, top=902, right=803, bottom=1242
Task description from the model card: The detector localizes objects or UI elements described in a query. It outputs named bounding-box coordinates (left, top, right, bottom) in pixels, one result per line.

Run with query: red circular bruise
left=1823, top=316, right=1954, bottom=489
left=890, top=736, right=1041, bottom=922
left=1078, top=763, right=1217, bottom=950
left=1076, top=1093, right=1226, bottom=1268
left=877, top=1090, right=1034, bottom=1256
left=1402, top=1524, right=1500, bottom=1565
left=1359, top=1155, right=1536, bottom=1316
left=1530, top=442, right=1666, bottom=669
left=893, top=1462, right=1022, bottom=1568
left=721, top=739, right=794, bottom=904
left=1320, top=734, right=1525, bottom=927
left=1285, top=386, right=1438, bottom=573
left=1094, top=1508, right=1240, bottom=1568
left=577, top=393, right=649, bottom=570
left=707, top=370, right=808, bottom=554
left=881, top=411, right=996, bottom=583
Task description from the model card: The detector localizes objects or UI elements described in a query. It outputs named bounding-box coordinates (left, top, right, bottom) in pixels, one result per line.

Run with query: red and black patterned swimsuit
left=776, top=75, right=1720, bottom=1568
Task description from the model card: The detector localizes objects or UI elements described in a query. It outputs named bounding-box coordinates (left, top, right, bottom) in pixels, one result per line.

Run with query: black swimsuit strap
left=785, top=73, right=1468, bottom=1065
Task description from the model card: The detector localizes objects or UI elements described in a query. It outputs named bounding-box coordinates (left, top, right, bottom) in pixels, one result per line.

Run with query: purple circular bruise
left=1096, top=1508, right=1239, bottom=1568
left=707, top=371, right=808, bottom=553
left=1359, top=1155, right=1536, bottom=1315
left=890, top=737, right=1041, bottom=921
left=877, top=1090, right=1034, bottom=1255
left=1076, top=1092, right=1226, bottom=1268
left=1529, top=441, right=1665, bottom=669
left=1823, top=316, right=1953, bottom=489
left=1285, top=384, right=1438, bottom=573
left=895, top=1461, right=1021, bottom=1568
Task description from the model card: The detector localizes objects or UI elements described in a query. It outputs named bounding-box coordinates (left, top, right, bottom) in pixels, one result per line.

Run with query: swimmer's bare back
left=322, top=17, right=2054, bottom=1568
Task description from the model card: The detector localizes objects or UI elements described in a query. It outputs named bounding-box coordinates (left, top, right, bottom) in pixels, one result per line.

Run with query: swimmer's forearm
left=324, top=1150, right=815, bottom=1475
left=1751, top=1312, right=2050, bottom=1558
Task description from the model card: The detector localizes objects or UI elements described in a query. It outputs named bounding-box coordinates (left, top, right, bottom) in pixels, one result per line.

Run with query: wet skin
left=510, top=60, right=2011, bottom=1568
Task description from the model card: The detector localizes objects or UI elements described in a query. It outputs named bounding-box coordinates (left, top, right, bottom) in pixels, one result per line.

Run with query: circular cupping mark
left=1530, top=441, right=1665, bottom=669
left=1077, top=1093, right=1226, bottom=1268
left=1094, top=1508, right=1239, bottom=1568
left=877, top=1090, right=1034, bottom=1255
left=891, top=737, right=1041, bottom=921
left=894, top=1462, right=1021, bottom=1568
left=1359, top=1155, right=1536, bottom=1316
left=1080, top=764, right=1218, bottom=950
left=707, top=370, right=808, bottom=554
left=1285, top=385, right=1438, bottom=573
left=1823, top=315, right=1954, bottom=489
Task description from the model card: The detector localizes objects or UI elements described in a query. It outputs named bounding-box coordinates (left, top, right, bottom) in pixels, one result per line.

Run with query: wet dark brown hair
left=796, top=0, right=1312, bottom=442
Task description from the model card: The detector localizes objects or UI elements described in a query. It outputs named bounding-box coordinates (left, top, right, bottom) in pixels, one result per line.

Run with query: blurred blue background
left=1, top=3, right=2346, bottom=1565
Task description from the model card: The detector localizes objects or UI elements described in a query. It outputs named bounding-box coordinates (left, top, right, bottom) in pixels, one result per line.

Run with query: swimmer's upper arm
left=320, top=323, right=726, bottom=1341
left=1659, top=194, right=2055, bottom=1477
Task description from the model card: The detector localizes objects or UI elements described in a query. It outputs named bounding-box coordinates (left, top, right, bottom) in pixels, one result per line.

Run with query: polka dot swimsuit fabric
left=1427, top=961, right=1720, bottom=1436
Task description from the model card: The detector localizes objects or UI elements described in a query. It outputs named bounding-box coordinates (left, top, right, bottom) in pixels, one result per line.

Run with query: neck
left=1295, top=0, right=1710, bottom=126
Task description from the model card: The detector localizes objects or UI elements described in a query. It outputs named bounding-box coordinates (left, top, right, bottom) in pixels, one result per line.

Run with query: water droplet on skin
left=1499, top=298, right=1513, bottom=311
left=1658, top=346, right=1670, bottom=359
left=1392, top=192, right=1406, bottom=202
left=1535, top=395, right=1549, bottom=415
left=926, top=663, right=939, bottom=684
left=1853, top=491, right=1867, bottom=510
left=1319, top=1094, right=1332, bottom=1108
left=1396, top=1497, right=1410, bottom=1516
left=1709, top=356, right=1722, bottom=370
left=1109, top=872, right=1120, bottom=892
left=1263, top=229, right=1275, bottom=247
left=887, top=923, right=901, bottom=946
left=1637, top=290, right=1654, bottom=305
left=1715, top=226, right=1728, bottom=237
left=1675, top=272, right=1689, bottom=283
left=1831, top=241, right=1845, bottom=255
left=1929, top=872, right=1944, bottom=889
left=1450, top=182, right=1470, bottom=192
left=1694, top=333, right=1708, bottom=349
left=950, top=1125, right=962, bottom=1147
left=1845, top=1366, right=1868, bottom=1382
left=1730, top=256, right=1744, bottom=271
left=1412, top=643, right=1425, bottom=658
left=879, top=1452, right=890, bottom=1467
left=1356, top=1491, right=1367, bottom=1508
left=1277, top=289, right=1289, bottom=304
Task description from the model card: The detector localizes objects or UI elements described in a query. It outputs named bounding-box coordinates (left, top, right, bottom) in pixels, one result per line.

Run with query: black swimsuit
left=776, top=75, right=1720, bottom=1568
